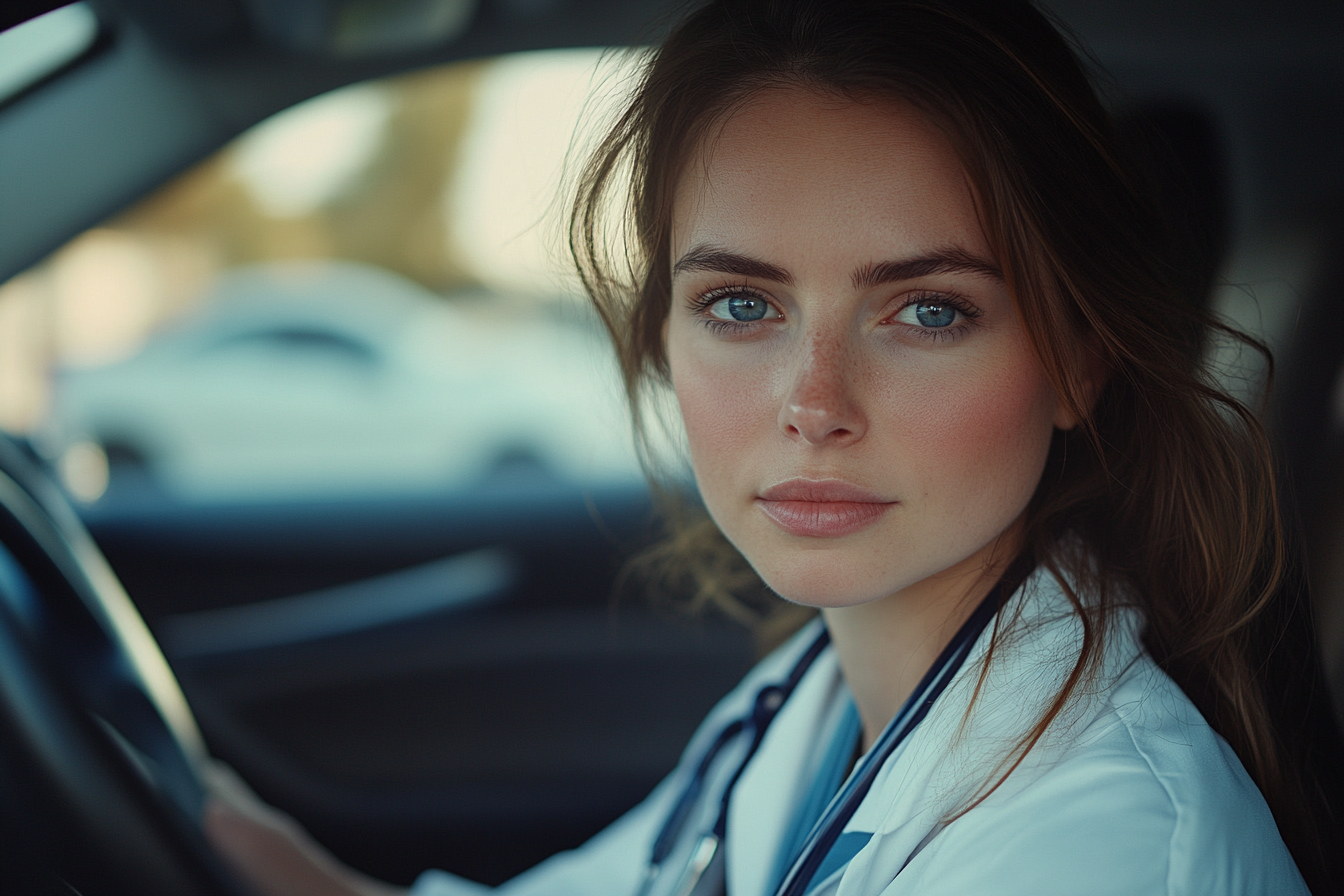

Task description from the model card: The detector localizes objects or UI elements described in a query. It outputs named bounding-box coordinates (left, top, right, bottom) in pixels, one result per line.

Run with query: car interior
left=0, top=1, right=1341, bottom=893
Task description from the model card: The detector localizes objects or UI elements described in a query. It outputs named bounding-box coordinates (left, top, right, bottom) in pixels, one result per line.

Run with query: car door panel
left=79, top=481, right=758, bottom=885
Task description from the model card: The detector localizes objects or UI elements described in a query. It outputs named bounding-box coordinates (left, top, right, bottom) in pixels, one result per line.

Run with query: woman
left=206, top=1, right=1343, bottom=893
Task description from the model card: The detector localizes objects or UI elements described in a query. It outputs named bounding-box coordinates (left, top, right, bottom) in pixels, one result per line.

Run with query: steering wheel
left=0, top=436, right=248, bottom=895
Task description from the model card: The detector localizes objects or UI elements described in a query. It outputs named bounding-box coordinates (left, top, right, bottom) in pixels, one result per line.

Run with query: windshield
left=0, top=48, right=665, bottom=504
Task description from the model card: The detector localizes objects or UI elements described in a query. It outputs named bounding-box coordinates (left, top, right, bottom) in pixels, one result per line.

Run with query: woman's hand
left=203, top=761, right=406, bottom=896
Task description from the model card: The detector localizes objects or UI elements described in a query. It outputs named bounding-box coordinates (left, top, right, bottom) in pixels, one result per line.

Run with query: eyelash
left=887, top=291, right=982, bottom=343
left=688, top=284, right=775, bottom=335
left=686, top=285, right=983, bottom=342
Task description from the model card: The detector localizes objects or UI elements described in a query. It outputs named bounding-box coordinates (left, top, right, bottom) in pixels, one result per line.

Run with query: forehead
left=671, top=86, right=990, bottom=269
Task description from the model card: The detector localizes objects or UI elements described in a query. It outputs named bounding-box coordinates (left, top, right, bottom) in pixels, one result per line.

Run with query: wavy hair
left=570, top=0, right=1342, bottom=887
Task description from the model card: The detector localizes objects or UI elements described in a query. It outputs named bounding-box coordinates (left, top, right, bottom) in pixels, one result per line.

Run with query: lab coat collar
left=838, top=566, right=1144, bottom=896
left=726, top=564, right=1144, bottom=896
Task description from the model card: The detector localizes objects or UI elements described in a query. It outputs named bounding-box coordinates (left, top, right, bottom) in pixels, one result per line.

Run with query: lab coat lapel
left=833, top=569, right=1144, bottom=896
left=727, top=647, right=847, bottom=896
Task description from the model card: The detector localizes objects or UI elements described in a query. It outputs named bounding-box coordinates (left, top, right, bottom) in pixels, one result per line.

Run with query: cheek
left=888, top=349, right=1057, bottom=517
left=669, top=340, right=772, bottom=482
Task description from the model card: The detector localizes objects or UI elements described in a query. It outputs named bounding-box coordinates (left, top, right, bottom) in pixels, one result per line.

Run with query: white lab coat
left=411, top=564, right=1308, bottom=896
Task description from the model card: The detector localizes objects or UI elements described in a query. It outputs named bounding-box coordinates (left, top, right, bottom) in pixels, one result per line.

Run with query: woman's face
left=666, top=86, right=1075, bottom=609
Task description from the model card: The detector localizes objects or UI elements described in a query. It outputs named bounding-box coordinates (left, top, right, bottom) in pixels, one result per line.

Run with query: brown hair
left=571, top=0, right=1342, bottom=887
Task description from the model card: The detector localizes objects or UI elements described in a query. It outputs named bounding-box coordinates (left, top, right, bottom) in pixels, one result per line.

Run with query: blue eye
left=726, top=295, right=768, bottom=321
left=888, top=295, right=977, bottom=336
left=914, top=301, right=958, bottom=328
left=705, top=292, right=776, bottom=322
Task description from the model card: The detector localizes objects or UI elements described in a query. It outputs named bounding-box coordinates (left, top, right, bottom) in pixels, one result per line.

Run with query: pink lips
left=756, top=479, right=895, bottom=538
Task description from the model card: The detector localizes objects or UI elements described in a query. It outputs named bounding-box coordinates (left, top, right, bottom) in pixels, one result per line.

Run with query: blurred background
left=0, top=44, right=652, bottom=504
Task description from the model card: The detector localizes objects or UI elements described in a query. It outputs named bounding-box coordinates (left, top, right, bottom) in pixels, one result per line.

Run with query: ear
left=1052, top=344, right=1108, bottom=431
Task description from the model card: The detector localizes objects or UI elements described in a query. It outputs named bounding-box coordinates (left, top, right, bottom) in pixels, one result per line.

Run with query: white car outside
left=46, top=260, right=646, bottom=501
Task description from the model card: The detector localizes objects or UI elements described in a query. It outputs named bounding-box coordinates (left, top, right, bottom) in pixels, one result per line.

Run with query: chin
left=751, top=551, right=905, bottom=610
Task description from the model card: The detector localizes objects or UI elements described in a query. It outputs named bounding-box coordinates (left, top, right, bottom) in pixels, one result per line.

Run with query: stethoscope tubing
left=774, top=587, right=1001, bottom=896
left=639, top=630, right=831, bottom=896
left=642, top=582, right=1003, bottom=896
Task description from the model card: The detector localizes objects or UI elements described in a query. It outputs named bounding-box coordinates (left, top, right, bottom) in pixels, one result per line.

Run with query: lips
left=756, top=479, right=895, bottom=538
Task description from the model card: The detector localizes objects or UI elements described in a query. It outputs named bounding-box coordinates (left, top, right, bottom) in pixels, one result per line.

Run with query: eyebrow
left=672, top=246, right=794, bottom=285
left=671, top=244, right=1002, bottom=289
left=851, top=248, right=1003, bottom=289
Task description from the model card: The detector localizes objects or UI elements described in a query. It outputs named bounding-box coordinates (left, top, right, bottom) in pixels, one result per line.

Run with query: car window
left=0, top=48, right=664, bottom=504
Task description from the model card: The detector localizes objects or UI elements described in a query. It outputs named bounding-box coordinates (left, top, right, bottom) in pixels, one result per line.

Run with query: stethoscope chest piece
left=638, top=832, right=725, bottom=896
left=672, top=834, right=725, bottom=896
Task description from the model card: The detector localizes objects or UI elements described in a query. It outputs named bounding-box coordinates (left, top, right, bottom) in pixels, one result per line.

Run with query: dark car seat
left=1273, top=211, right=1344, bottom=725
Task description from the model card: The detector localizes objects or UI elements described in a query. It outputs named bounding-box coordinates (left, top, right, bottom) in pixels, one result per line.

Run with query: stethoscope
left=638, top=582, right=1004, bottom=896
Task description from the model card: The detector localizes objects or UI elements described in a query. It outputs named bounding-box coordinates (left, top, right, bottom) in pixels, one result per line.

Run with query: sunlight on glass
left=58, top=440, right=109, bottom=503
left=0, top=276, right=49, bottom=432
left=232, top=84, right=393, bottom=218
left=52, top=230, right=162, bottom=367
left=0, top=49, right=676, bottom=498
left=447, top=48, right=646, bottom=299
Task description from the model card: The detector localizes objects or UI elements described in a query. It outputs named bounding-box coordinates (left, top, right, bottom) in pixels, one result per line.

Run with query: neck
left=821, top=539, right=1017, bottom=751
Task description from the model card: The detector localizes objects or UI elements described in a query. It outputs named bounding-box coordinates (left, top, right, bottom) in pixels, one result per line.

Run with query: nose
left=778, top=338, right=867, bottom=447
